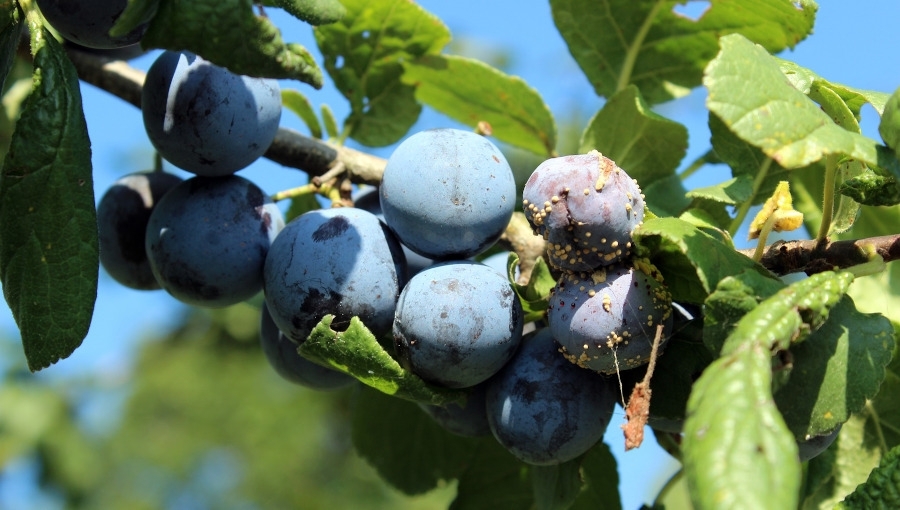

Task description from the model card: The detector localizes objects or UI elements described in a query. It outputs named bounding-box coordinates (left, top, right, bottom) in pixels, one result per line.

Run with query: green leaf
left=579, top=85, right=689, bottom=216
left=683, top=342, right=801, bottom=510
left=0, top=3, right=23, bottom=93
left=702, top=270, right=785, bottom=355
left=314, top=0, right=450, bottom=146
left=838, top=444, right=900, bottom=509
left=779, top=58, right=890, bottom=117
left=281, top=88, right=322, bottom=139
left=632, top=217, right=770, bottom=304
left=774, top=297, right=894, bottom=438
left=401, top=54, right=557, bottom=156
left=532, top=460, right=583, bottom=510
left=0, top=23, right=97, bottom=371
left=508, top=252, right=556, bottom=323
left=450, top=439, right=533, bottom=510
left=350, top=386, right=477, bottom=495
left=299, top=315, right=466, bottom=405
left=570, top=443, right=622, bottom=510
left=840, top=171, right=900, bottom=207
left=551, top=0, right=816, bottom=104
left=284, top=192, right=320, bottom=222
left=880, top=87, right=900, bottom=155
left=109, top=0, right=158, bottom=38
left=140, top=0, right=323, bottom=86
left=321, top=103, right=339, bottom=139
left=266, top=0, right=345, bottom=25
left=705, top=34, right=884, bottom=169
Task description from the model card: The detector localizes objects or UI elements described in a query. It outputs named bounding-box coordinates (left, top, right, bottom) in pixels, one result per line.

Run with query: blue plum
left=380, top=129, right=516, bottom=260
left=142, top=51, right=282, bottom=177
left=522, top=151, right=644, bottom=271
left=98, top=171, right=182, bottom=290
left=353, top=186, right=435, bottom=276
left=259, top=303, right=356, bottom=390
left=417, top=383, right=491, bottom=437
left=549, top=261, right=673, bottom=375
left=37, top=0, right=147, bottom=49
left=263, top=207, right=407, bottom=343
left=145, top=175, right=284, bottom=307
left=485, top=328, right=617, bottom=466
left=393, top=260, right=524, bottom=389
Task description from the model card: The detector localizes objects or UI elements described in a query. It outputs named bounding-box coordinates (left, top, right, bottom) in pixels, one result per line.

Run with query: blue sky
left=2, top=1, right=900, bottom=508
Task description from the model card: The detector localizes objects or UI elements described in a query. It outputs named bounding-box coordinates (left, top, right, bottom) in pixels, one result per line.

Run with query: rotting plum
left=263, top=207, right=407, bottom=343
left=417, top=383, right=491, bottom=437
left=37, top=0, right=147, bottom=49
left=549, top=260, right=673, bottom=375
left=259, top=302, right=356, bottom=391
left=97, top=170, right=183, bottom=290
left=522, top=150, right=644, bottom=271
left=393, top=260, right=524, bottom=389
left=145, top=175, right=284, bottom=308
left=379, top=128, right=516, bottom=260
left=142, top=51, right=282, bottom=177
left=485, top=327, right=617, bottom=466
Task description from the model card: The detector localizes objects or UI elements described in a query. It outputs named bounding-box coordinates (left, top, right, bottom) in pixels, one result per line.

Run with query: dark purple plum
left=353, top=186, right=434, bottom=276
left=142, top=51, right=281, bottom=177
left=485, top=328, right=617, bottom=466
left=260, top=303, right=355, bottom=391
left=393, top=260, right=524, bottom=389
left=145, top=175, right=284, bottom=307
left=417, top=383, right=491, bottom=437
left=380, top=129, right=516, bottom=260
left=37, top=0, right=147, bottom=49
left=549, top=261, right=673, bottom=375
left=97, top=171, right=182, bottom=290
left=263, top=207, right=407, bottom=343
left=522, top=151, right=644, bottom=271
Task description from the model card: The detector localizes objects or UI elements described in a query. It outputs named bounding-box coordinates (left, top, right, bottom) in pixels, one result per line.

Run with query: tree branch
left=740, top=234, right=900, bottom=276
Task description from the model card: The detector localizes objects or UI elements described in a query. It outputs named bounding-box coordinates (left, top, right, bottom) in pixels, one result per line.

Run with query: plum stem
left=729, top=156, right=773, bottom=236
left=817, top=154, right=839, bottom=243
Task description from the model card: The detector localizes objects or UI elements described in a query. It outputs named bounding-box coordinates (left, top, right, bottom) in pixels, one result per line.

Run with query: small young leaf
left=300, top=315, right=466, bottom=405
left=838, top=444, right=900, bottom=509
left=508, top=252, right=556, bottom=323
left=840, top=171, right=900, bottom=207
left=0, top=24, right=97, bottom=371
left=579, top=85, right=689, bottom=216
left=321, top=103, right=338, bottom=139
left=281, top=88, right=322, bottom=139
left=401, top=54, right=557, bottom=156
left=450, top=439, right=534, bottom=510
left=108, top=0, right=158, bottom=38
left=705, top=34, right=881, bottom=169
left=351, top=386, right=477, bottom=495
left=0, top=4, right=24, bottom=93
left=880, top=86, right=900, bottom=155
left=314, top=0, right=450, bottom=146
left=551, top=0, right=816, bottom=104
left=266, top=0, right=345, bottom=25
left=532, top=459, right=583, bottom=510
left=141, top=0, right=323, bottom=86
left=284, top=192, right=320, bottom=222
left=569, top=443, right=622, bottom=510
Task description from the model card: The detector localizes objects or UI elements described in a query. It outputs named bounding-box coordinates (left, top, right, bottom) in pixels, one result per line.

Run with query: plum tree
left=145, top=175, right=284, bottom=308
left=393, top=260, right=524, bottom=389
left=263, top=207, right=407, bottom=343
left=36, top=0, right=146, bottom=49
left=379, top=129, right=516, bottom=260
left=484, top=327, right=617, bottom=465
left=142, top=50, right=282, bottom=176
left=97, top=170, right=182, bottom=290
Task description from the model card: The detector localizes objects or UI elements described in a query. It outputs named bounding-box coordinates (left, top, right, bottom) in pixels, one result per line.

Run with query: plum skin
left=142, top=51, right=282, bottom=176
left=145, top=175, right=284, bottom=308
left=393, top=260, right=524, bottom=389
left=37, top=0, right=147, bottom=49
left=259, top=303, right=356, bottom=391
left=97, top=171, right=182, bottom=290
left=549, top=261, right=673, bottom=375
left=379, top=129, right=516, bottom=260
left=263, top=207, right=407, bottom=343
left=522, top=150, right=644, bottom=271
left=485, top=328, right=617, bottom=466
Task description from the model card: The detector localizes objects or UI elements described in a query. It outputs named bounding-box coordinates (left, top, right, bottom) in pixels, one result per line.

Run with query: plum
left=145, top=175, right=284, bottom=307
left=263, top=207, right=407, bottom=343
left=259, top=303, right=355, bottom=391
left=485, top=328, right=617, bottom=465
left=37, top=0, right=147, bottom=49
left=393, top=260, right=524, bottom=389
left=353, top=185, right=435, bottom=276
left=380, top=129, right=516, bottom=260
left=142, top=51, right=281, bottom=176
left=522, top=151, right=644, bottom=271
left=549, top=260, right=673, bottom=375
left=97, top=171, right=182, bottom=290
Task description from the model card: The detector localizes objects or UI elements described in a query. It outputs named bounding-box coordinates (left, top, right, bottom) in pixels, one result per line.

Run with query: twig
left=740, top=233, right=900, bottom=276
